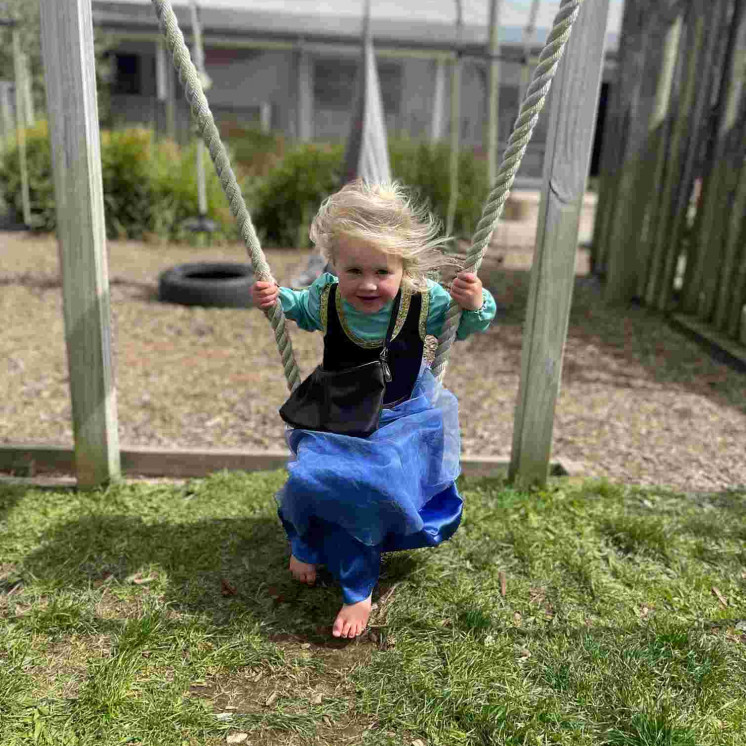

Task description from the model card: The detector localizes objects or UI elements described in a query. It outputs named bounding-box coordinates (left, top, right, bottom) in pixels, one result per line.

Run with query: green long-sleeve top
left=279, top=273, right=496, bottom=341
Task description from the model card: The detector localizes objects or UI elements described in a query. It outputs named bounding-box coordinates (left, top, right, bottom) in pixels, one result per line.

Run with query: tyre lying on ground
left=158, top=262, right=255, bottom=308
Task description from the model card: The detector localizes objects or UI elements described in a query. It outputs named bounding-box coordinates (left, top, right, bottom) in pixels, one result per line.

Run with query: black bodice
left=322, top=284, right=425, bottom=406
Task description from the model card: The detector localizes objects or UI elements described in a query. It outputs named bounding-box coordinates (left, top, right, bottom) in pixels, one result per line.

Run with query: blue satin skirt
left=276, top=366, right=463, bottom=603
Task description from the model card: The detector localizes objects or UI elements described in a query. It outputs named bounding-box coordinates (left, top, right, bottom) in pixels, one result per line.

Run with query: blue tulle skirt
left=276, top=365, right=463, bottom=603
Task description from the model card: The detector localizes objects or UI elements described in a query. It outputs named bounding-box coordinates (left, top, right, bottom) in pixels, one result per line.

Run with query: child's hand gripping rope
left=449, top=271, right=484, bottom=311
left=252, top=280, right=279, bottom=309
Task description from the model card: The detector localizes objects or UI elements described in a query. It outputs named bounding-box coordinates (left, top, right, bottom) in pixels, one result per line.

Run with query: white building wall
left=107, top=41, right=574, bottom=178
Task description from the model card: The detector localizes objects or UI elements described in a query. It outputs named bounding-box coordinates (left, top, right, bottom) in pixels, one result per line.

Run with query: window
left=114, top=54, right=141, bottom=95
left=314, top=59, right=356, bottom=110
left=314, top=58, right=402, bottom=115
left=378, top=62, right=402, bottom=115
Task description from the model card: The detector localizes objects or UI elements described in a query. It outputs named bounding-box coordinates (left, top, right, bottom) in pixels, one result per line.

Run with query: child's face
left=334, top=237, right=403, bottom=314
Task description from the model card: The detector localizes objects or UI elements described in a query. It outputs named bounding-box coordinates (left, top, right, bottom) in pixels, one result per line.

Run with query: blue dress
left=276, top=275, right=495, bottom=604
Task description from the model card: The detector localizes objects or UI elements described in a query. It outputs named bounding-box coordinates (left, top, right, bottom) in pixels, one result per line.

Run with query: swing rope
left=431, top=0, right=584, bottom=380
left=150, top=0, right=585, bottom=387
left=150, top=0, right=302, bottom=392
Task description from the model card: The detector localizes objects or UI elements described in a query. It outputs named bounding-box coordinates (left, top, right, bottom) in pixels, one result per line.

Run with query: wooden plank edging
left=0, top=445, right=575, bottom=481
left=669, top=313, right=746, bottom=374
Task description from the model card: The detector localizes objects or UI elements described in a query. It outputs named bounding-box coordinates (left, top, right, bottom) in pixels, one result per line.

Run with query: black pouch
left=279, top=291, right=401, bottom=438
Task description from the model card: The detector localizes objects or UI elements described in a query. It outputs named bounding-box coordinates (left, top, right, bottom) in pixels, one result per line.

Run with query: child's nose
left=360, top=277, right=377, bottom=290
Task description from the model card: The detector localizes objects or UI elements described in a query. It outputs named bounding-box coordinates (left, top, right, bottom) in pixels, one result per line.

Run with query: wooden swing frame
left=1, top=0, right=610, bottom=489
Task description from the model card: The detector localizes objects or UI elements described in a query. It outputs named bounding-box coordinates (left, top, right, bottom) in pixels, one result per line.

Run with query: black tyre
left=158, top=262, right=255, bottom=308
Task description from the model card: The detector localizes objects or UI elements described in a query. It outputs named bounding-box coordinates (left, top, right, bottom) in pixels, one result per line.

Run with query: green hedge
left=0, top=121, right=56, bottom=231
left=0, top=123, right=237, bottom=241
left=0, top=124, right=489, bottom=244
left=252, top=137, right=489, bottom=248
left=252, top=142, right=345, bottom=248
left=389, top=137, right=488, bottom=239
left=222, top=124, right=286, bottom=179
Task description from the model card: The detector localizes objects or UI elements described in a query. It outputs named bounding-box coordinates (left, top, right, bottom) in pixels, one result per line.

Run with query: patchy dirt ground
left=2, top=207, right=745, bottom=493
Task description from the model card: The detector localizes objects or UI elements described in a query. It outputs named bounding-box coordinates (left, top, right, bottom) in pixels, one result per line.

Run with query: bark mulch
left=2, top=230, right=744, bottom=494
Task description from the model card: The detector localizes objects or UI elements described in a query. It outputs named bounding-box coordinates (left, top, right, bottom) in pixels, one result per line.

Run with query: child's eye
left=347, top=268, right=361, bottom=275
left=377, top=269, right=391, bottom=276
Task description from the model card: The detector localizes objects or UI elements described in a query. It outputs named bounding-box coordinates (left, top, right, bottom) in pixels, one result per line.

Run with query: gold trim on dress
left=320, top=283, right=332, bottom=334
left=335, top=285, right=412, bottom=349
left=419, top=288, right=430, bottom=341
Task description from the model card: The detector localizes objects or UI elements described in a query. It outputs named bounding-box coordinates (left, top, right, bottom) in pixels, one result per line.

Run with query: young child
left=252, top=180, right=496, bottom=639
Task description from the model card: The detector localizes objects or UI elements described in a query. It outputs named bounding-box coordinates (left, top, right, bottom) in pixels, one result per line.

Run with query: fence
left=594, top=0, right=746, bottom=350
left=3, top=0, right=609, bottom=490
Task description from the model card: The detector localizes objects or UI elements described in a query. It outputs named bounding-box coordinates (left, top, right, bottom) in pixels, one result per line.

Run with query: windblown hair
left=309, top=180, right=454, bottom=291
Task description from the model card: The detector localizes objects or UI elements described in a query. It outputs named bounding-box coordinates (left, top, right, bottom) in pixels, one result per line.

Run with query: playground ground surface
left=1, top=191, right=744, bottom=494
left=1, top=472, right=745, bottom=744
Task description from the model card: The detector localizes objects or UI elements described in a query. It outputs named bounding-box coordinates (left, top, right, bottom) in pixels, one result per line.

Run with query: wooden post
left=591, top=0, right=645, bottom=277
left=721, top=158, right=746, bottom=337
left=641, top=3, right=690, bottom=308
left=485, top=0, right=502, bottom=188
left=684, top=0, right=744, bottom=318
left=601, top=6, right=653, bottom=303
left=518, top=0, right=541, bottom=104
left=603, top=2, right=683, bottom=305
left=430, top=57, right=446, bottom=142
left=509, top=0, right=610, bottom=488
left=12, top=26, right=31, bottom=226
left=727, top=166, right=746, bottom=338
left=0, top=82, right=13, bottom=152
left=296, top=43, right=313, bottom=141
left=165, top=45, right=177, bottom=141
left=715, top=0, right=746, bottom=336
left=635, top=6, right=683, bottom=299
left=40, top=0, right=121, bottom=488
left=710, top=0, right=746, bottom=329
left=21, top=51, right=34, bottom=125
left=189, top=0, right=208, bottom=218
left=259, top=101, right=271, bottom=133
left=653, top=0, right=724, bottom=312
left=446, top=0, right=463, bottom=237
left=155, top=39, right=176, bottom=140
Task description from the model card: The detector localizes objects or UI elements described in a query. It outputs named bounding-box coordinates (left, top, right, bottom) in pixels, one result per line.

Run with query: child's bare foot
left=289, top=555, right=316, bottom=585
left=332, top=595, right=372, bottom=638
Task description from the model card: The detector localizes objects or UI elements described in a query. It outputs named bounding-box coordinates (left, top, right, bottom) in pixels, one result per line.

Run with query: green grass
left=1, top=472, right=745, bottom=745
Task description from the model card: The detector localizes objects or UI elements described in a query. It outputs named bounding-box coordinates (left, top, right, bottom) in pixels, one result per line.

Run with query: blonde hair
left=309, top=180, right=454, bottom=291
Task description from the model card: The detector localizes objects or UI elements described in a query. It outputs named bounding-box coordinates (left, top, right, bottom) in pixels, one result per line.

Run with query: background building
left=93, top=0, right=619, bottom=179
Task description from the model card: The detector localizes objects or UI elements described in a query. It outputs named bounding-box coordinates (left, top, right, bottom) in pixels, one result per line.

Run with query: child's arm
left=251, top=272, right=333, bottom=332
left=426, top=271, right=497, bottom=340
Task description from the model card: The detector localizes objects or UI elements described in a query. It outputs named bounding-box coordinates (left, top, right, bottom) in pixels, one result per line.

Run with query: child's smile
left=334, top=237, right=404, bottom=314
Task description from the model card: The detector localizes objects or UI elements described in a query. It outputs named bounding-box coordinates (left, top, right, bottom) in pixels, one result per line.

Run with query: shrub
left=250, top=137, right=489, bottom=249
left=389, top=137, right=489, bottom=239
left=252, top=142, right=344, bottom=248
left=99, top=130, right=238, bottom=242
left=149, top=137, right=238, bottom=242
left=100, top=127, right=155, bottom=239
left=0, top=121, right=56, bottom=231
left=0, top=123, right=238, bottom=241
left=223, top=125, right=286, bottom=179
left=0, top=125, right=490, bottom=246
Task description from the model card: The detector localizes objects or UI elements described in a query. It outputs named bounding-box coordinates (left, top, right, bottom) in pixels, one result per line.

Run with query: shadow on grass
left=0, top=486, right=24, bottom=525
left=18, top=509, right=419, bottom=644
left=481, top=268, right=745, bottom=418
